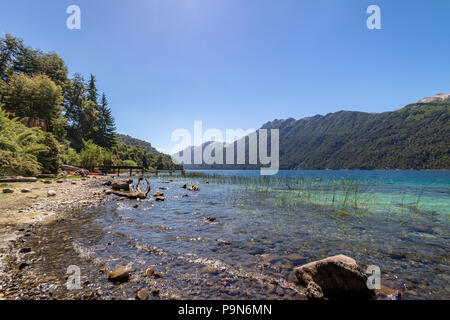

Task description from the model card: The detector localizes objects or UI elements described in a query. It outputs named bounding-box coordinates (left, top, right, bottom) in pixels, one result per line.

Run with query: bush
left=0, top=107, right=48, bottom=176
left=79, top=139, right=104, bottom=171
left=122, top=159, right=138, bottom=167
left=37, top=132, right=61, bottom=174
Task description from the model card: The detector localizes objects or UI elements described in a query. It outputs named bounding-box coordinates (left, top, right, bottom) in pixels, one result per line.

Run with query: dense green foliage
left=0, top=34, right=179, bottom=175
left=0, top=107, right=51, bottom=176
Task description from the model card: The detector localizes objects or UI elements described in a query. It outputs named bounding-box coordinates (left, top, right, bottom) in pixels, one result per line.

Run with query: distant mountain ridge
left=179, top=96, right=450, bottom=170
left=116, top=134, right=182, bottom=170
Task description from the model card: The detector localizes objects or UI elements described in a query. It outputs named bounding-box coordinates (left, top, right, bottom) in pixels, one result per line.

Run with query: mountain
left=178, top=97, right=450, bottom=170
left=415, top=93, right=450, bottom=104
left=116, top=134, right=182, bottom=170
left=116, top=134, right=160, bottom=155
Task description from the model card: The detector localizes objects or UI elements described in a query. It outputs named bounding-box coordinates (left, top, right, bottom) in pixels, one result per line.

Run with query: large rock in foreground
left=294, top=254, right=374, bottom=300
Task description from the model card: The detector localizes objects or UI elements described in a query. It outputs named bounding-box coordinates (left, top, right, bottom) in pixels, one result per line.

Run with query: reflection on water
left=51, top=171, right=450, bottom=299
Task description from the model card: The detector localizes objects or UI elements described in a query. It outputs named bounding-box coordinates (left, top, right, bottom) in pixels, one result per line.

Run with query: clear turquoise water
left=78, top=170, right=449, bottom=299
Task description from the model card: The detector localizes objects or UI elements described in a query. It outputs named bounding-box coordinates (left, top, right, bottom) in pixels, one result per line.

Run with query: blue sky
left=1, top=0, right=450, bottom=153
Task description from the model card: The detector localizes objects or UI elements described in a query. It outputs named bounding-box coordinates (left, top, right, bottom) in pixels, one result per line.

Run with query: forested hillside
left=262, top=102, right=449, bottom=169
left=182, top=100, right=450, bottom=170
left=0, top=34, right=179, bottom=175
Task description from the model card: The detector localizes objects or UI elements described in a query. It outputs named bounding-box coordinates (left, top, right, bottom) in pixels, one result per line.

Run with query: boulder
left=108, top=265, right=132, bottom=283
left=294, top=254, right=375, bottom=300
left=112, top=179, right=133, bottom=190
left=2, top=188, right=14, bottom=194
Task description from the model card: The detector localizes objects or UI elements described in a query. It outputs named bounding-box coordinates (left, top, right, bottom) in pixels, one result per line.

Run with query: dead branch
left=112, top=178, right=151, bottom=199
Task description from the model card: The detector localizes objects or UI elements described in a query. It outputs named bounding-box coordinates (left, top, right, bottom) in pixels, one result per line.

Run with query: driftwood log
left=0, top=176, right=37, bottom=183
left=112, top=178, right=151, bottom=199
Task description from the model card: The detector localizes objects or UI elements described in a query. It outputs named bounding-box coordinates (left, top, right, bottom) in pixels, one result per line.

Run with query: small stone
left=21, top=188, right=31, bottom=193
left=47, top=190, right=56, bottom=197
left=43, top=180, right=52, bottom=184
left=155, top=196, right=165, bottom=202
left=153, top=191, right=164, bottom=197
left=151, top=288, right=160, bottom=296
left=19, top=247, right=31, bottom=254
left=108, top=265, right=132, bottom=283
left=56, top=180, right=64, bottom=184
left=136, top=289, right=149, bottom=300
left=71, top=181, right=76, bottom=185
left=153, top=271, right=163, bottom=278
left=2, top=188, right=14, bottom=194
left=204, top=217, right=216, bottom=223
left=145, top=268, right=155, bottom=277
left=18, top=262, right=29, bottom=270
left=104, top=190, right=112, bottom=195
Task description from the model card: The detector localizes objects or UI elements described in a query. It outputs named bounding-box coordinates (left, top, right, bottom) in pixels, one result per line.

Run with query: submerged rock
left=294, top=254, right=374, bottom=300
left=153, top=191, right=164, bottom=197
left=108, top=266, right=132, bottom=283
left=155, top=196, right=165, bottom=202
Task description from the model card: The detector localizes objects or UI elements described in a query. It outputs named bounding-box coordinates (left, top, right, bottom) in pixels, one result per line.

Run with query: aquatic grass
left=184, top=172, right=444, bottom=222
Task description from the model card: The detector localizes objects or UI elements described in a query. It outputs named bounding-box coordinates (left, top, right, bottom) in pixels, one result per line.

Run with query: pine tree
left=96, top=93, right=116, bottom=149
left=87, top=74, right=98, bottom=105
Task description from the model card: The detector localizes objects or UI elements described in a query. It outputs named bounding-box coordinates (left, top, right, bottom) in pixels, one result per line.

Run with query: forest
left=0, top=34, right=181, bottom=176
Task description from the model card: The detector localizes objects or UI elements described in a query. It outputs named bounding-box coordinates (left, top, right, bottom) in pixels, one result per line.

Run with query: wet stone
left=136, top=289, right=149, bottom=300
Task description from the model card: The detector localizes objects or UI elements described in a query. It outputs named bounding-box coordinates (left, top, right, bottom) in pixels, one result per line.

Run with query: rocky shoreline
left=0, top=176, right=401, bottom=300
left=0, top=176, right=112, bottom=299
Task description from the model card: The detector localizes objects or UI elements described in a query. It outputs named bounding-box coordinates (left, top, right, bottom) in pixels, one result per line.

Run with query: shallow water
left=51, top=170, right=449, bottom=299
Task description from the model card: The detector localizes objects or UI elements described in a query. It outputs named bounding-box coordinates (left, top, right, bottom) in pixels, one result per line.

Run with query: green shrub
left=0, top=107, right=48, bottom=176
left=37, top=132, right=61, bottom=174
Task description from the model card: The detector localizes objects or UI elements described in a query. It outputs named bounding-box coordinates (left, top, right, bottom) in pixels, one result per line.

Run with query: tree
left=87, top=74, right=98, bottom=105
left=0, top=73, right=63, bottom=120
left=36, top=132, right=61, bottom=174
left=79, top=139, right=103, bottom=171
left=156, top=155, right=164, bottom=170
left=95, top=93, right=116, bottom=149
left=64, top=74, right=98, bottom=150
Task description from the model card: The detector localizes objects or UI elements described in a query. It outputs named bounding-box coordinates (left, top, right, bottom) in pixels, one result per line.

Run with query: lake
left=67, top=170, right=450, bottom=299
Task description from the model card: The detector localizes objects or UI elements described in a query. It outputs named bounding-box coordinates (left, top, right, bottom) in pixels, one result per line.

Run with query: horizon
left=1, top=0, right=450, bottom=153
